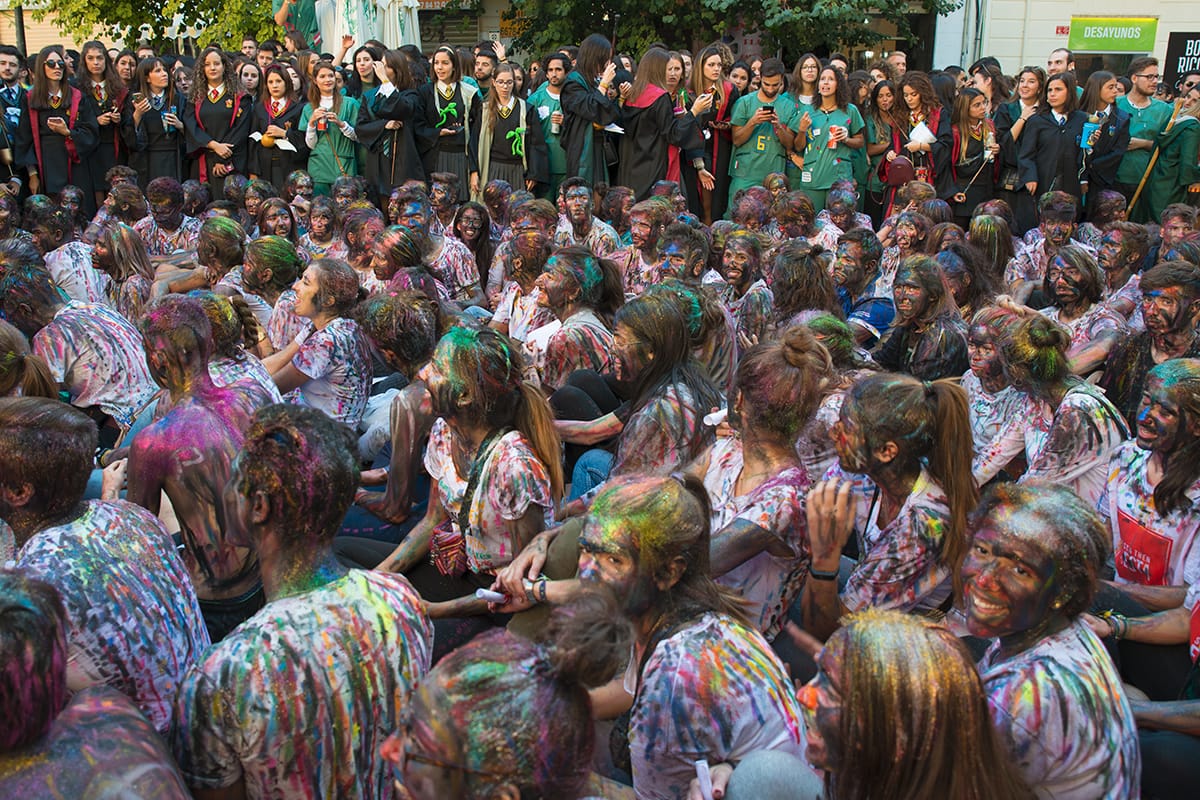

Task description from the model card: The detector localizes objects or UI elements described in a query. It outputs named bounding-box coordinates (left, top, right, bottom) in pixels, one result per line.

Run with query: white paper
left=249, top=131, right=296, bottom=151
left=909, top=121, right=937, bottom=145
left=603, top=123, right=624, bottom=134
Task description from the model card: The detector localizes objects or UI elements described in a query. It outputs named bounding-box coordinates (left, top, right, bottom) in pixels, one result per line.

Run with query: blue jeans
left=569, top=448, right=613, bottom=501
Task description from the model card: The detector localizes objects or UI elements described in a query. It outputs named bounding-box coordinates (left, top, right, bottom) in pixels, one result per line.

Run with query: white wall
left=978, top=0, right=1194, bottom=70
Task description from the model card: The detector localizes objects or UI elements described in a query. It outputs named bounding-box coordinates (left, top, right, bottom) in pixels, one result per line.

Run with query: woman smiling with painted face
left=962, top=482, right=1142, bottom=798
left=263, top=258, right=372, bottom=426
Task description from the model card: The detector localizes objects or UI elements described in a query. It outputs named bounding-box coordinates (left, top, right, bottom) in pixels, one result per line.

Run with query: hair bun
left=540, top=588, right=632, bottom=689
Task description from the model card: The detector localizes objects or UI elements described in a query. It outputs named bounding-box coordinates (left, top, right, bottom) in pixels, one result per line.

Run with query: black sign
left=1164, top=32, right=1200, bottom=90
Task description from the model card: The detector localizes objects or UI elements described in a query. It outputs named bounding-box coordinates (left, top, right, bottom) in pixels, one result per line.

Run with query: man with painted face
left=832, top=227, right=895, bottom=348
left=125, top=295, right=276, bottom=642
left=341, top=204, right=386, bottom=288
left=611, top=197, right=674, bottom=295
left=486, top=196, right=558, bottom=300
left=1004, top=191, right=1093, bottom=305
left=527, top=52, right=570, bottom=200
left=1147, top=203, right=1197, bottom=268
left=1038, top=244, right=1127, bottom=376
left=553, top=177, right=620, bottom=257
left=391, top=183, right=482, bottom=307
left=1097, top=221, right=1150, bottom=329
left=962, top=483, right=1141, bottom=798
left=171, top=403, right=432, bottom=799
left=575, top=475, right=810, bottom=799
left=133, top=176, right=203, bottom=258
left=1101, top=261, right=1200, bottom=427
left=729, top=58, right=798, bottom=198
left=0, top=398, right=210, bottom=735
left=426, top=171, right=460, bottom=237
left=719, top=229, right=773, bottom=347
left=26, top=201, right=108, bottom=306
left=284, top=169, right=314, bottom=231
left=876, top=255, right=968, bottom=380
left=482, top=178, right=513, bottom=241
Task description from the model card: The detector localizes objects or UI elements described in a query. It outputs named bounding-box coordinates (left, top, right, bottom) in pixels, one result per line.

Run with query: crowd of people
left=2, top=28, right=1200, bottom=800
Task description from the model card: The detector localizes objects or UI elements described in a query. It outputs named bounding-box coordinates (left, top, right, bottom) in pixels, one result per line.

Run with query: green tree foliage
left=35, top=0, right=279, bottom=51
left=501, top=0, right=961, bottom=59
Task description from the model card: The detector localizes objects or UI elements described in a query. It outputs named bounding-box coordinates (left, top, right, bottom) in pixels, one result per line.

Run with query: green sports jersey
left=791, top=103, right=864, bottom=190
left=1116, top=96, right=1173, bottom=185
left=729, top=92, right=798, bottom=184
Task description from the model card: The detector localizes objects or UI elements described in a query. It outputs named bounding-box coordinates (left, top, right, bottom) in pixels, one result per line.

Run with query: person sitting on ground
left=1100, top=261, right=1200, bottom=428
left=133, top=176, right=203, bottom=258
left=263, top=258, right=373, bottom=427
left=693, top=327, right=833, bottom=641
left=718, top=228, right=773, bottom=349
left=832, top=227, right=896, bottom=348
left=1100, top=359, right=1200, bottom=620
left=125, top=296, right=277, bottom=641
left=1, top=397, right=210, bottom=733
left=553, top=176, right=621, bottom=256
left=1004, top=191, right=1093, bottom=305
left=93, top=222, right=155, bottom=321
left=1037, top=244, right=1127, bottom=376
left=366, top=327, right=562, bottom=661
left=0, top=570, right=192, bottom=798
left=875, top=254, right=969, bottom=380
left=383, top=590, right=631, bottom=800
left=961, top=482, right=1142, bottom=797
left=797, top=609, right=1032, bottom=800
left=803, top=372, right=977, bottom=640
left=27, top=201, right=108, bottom=305
left=0, top=260, right=157, bottom=431
left=352, top=291, right=443, bottom=525
left=1096, top=220, right=1149, bottom=330
left=171, top=404, right=433, bottom=799
left=579, top=475, right=811, bottom=799
left=1001, top=312, right=1128, bottom=506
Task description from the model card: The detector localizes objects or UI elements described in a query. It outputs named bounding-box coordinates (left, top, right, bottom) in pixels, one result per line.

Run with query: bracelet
left=1101, top=610, right=1128, bottom=639
left=808, top=565, right=839, bottom=582
left=537, top=578, right=548, bottom=603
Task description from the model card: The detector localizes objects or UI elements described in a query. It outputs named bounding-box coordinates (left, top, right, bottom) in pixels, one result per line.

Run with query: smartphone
left=762, top=104, right=774, bottom=113
left=131, top=92, right=146, bottom=105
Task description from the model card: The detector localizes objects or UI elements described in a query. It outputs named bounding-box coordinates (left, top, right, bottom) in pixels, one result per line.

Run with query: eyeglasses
left=45, top=60, right=65, bottom=68
left=1135, top=73, right=1161, bottom=80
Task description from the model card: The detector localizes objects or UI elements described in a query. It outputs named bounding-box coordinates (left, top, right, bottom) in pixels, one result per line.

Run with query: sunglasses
left=45, top=60, right=65, bottom=68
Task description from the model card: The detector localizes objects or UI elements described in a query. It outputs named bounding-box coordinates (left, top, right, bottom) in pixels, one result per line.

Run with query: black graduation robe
left=616, top=90, right=702, bottom=201
left=15, top=87, right=99, bottom=195
left=560, top=72, right=620, bottom=185
left=1019, top=110, right=1087, bottom=200
left=248, top=98, right=309, bottom=193
left=357, top=85, right=426, bottom=199
left=184, top=88, right=252, bottom=195
left=121, top=94, right=186, bottom=188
